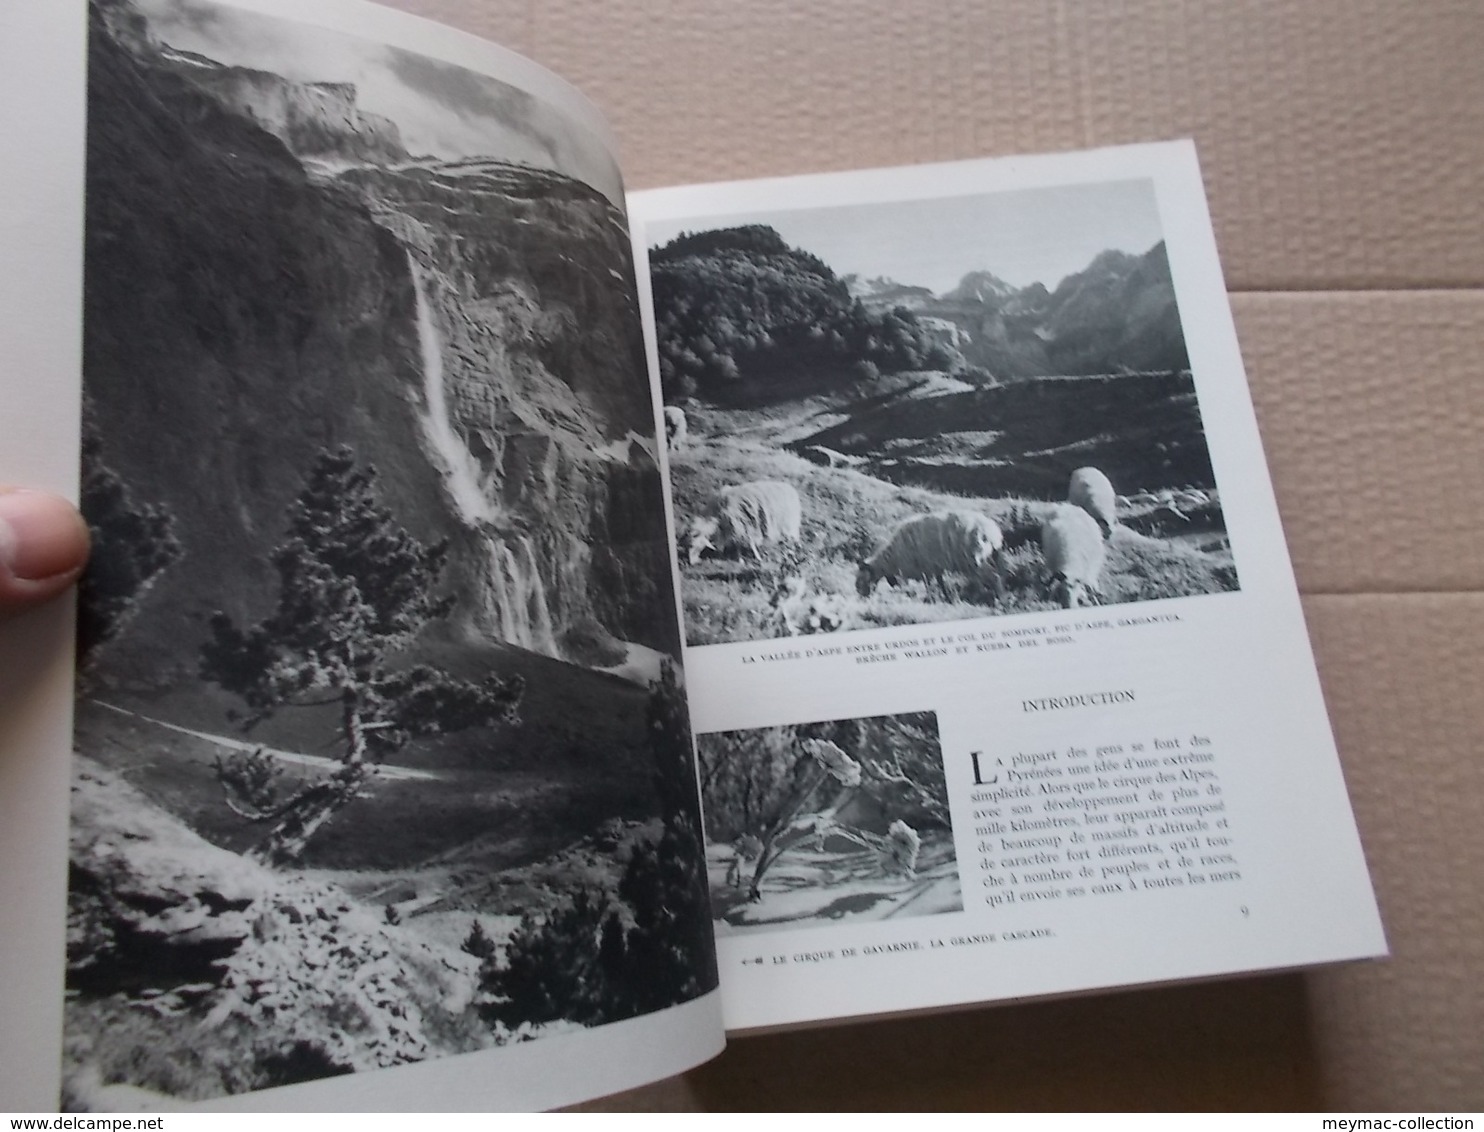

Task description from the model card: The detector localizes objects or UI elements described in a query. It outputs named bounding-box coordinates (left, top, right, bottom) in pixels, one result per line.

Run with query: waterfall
left=408, top=251, right=566, bottom=658
left=486, top=534, right=559, bottom=656
left=409, top=255, right=497, bottom=525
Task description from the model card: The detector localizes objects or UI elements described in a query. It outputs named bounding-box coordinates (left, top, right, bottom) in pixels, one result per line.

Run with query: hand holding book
left=0, top=488, right=89, bottom=616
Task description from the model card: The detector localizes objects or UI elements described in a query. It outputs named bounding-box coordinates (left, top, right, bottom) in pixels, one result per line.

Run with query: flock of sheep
left=676, top=457, right=1121, bottom=615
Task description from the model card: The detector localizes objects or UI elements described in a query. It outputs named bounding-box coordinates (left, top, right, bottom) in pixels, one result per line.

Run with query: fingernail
left=0, top=490, right=91, bottom=581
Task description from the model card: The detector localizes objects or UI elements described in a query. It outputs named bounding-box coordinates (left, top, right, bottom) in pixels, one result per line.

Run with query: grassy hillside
left=797, top=370, right=1213, bottom=500
left=670, top=375, right=1236, bottom=645
left=78, top=635, right=663, bottom=872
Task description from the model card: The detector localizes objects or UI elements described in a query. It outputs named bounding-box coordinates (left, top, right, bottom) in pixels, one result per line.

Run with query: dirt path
left=87, top=700, right=440, bottom=782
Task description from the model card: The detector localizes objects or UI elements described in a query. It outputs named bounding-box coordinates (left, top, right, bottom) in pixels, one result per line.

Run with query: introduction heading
left=1021, top=690, right=1135, bottom=712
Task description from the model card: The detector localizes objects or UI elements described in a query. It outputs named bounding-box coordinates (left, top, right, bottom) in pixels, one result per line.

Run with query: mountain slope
left=83, top=1, right=678, bottom=675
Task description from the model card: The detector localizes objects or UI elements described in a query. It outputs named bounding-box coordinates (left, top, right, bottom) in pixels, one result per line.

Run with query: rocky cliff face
left=83, top=0, right=677, bottom=675
left=1039, top=245, right=1187, bottom=375
left=65, top=757, right=482, bottom=1105
left=843, top=274, right=935, bottom=310
left=85, top=10, right=434, bottom=675
left=340, top=155, right=673, bottom=654
left=170, top=61, right=411, bottom=166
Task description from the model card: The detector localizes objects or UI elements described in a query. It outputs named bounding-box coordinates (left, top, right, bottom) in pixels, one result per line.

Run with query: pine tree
left=626, top=660, right=719, bottom=1005
left=461, top=918, right=498, bottom=962
left=200, top=446, right=524, bottom=866
left=478, top=660, right=717, bottom=1028
left=76, top=408, right=182, bottom=667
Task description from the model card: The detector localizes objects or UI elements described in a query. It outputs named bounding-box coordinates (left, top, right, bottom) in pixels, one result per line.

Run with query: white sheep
left=683, top=480, right=803, bottom=565
left=1068, top=466, right=1117, bottom=539
left=856, top=510, right=1006, bottom=602
left=662, top=405, right=687, bottom=450
left=1040, top=504, right=1107, bottom=608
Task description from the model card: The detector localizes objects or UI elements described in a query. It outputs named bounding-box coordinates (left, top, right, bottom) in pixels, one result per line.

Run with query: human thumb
left=0, top=489, right=90, bottom=618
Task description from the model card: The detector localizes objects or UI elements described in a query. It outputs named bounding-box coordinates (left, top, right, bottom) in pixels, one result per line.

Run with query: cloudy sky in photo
left=132, top=0, right=621, bottom=200
left=648, top=179, right=1166, bottom=295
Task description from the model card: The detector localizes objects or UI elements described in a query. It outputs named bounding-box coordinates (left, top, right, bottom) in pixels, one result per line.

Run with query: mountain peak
left=944, top=269, right=1017, bottom=304
left=845, top=274, right=936, bottom=309
left=1082, top=248, right=1140, bottom=278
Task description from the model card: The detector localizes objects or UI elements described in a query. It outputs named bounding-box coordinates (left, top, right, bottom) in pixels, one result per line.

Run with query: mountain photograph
left=67, top=0, right=714, bottom=1107
left=650, top=185, right=1237, bottom=647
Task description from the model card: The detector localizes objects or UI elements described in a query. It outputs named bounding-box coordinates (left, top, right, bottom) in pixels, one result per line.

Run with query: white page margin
left=628, top=142, right=1386, bottom=1032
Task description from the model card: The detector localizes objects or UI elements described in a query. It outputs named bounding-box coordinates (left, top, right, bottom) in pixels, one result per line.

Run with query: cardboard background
left=0, top=0, right=1467, bottom=1112
left=378, top=0, right=1481, bottom=1109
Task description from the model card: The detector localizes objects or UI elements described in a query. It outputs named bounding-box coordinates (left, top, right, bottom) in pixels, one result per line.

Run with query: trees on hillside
left=200, top=446, right=525, bottom=866
left=649, top=225, right=938, bottom=400
left=848, top=711, right=950, bottom=827
left=479, top=660, right=717, bottom=1028
left=76, top=408, right=182, bottom=667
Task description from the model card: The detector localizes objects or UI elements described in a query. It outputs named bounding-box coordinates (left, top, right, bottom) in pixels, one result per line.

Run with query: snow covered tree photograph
left=697, top=711, right=961, bottom=935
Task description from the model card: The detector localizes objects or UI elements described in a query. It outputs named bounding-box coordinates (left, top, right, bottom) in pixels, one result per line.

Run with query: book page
left=629, top=142, right=1385, bottom=1033
left=1, top=0, right=722, bottom=1112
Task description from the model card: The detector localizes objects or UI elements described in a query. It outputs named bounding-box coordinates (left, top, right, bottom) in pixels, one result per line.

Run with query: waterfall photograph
left=66, top=0, right=714, bottom=1109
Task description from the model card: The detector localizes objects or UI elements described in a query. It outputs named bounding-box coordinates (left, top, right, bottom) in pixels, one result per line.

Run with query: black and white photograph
left=66, top=0, right=714, bottom=1107
left=649, top=182, right=1238, bottom=647
left=697, top=711, right=961, bottom=936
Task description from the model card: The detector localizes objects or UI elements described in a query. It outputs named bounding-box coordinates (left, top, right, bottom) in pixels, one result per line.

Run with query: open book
left=0, top=0, right=1385, bottom=1113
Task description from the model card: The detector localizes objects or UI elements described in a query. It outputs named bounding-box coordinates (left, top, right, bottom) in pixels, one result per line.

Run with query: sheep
left=682, top=480, right=803, bottom=565
left=1040, top=504, right=1107, bottom=608
left=662, top=405, right=687, bottom=450
left=1067, top=466, right=1117, bottom=539
left=856, top=510, right=1006, bottom=602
